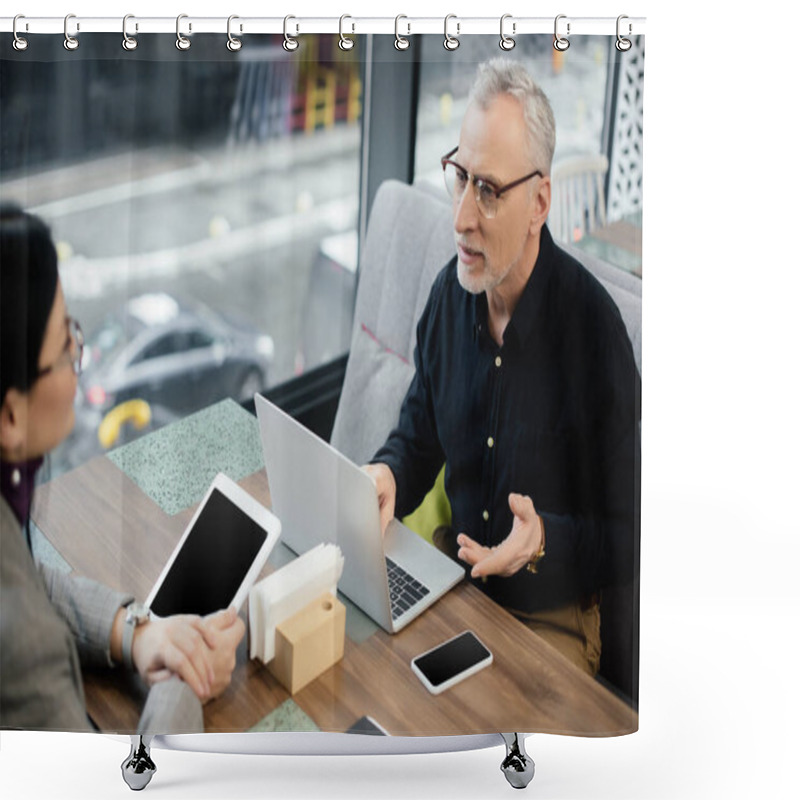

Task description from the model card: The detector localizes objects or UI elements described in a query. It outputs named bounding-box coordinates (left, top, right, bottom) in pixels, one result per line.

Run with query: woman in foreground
left=0, top=203, right=244, bottom=733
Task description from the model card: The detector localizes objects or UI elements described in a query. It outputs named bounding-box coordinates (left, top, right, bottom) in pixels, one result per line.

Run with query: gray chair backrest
left=331, top=179, right=641, bottom=467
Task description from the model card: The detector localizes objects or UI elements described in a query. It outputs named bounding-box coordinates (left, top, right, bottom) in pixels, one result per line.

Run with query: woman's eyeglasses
left=34, top=316, right=84, bottom=381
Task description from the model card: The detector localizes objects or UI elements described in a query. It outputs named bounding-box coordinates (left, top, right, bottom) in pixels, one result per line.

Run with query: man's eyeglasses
left=34, top=316, right=84, bottom=382
left=440, top=147, right=543, bottom=220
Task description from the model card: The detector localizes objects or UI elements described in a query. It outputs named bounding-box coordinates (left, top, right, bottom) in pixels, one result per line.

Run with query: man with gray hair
left=365, top=59, right=640, bottom=678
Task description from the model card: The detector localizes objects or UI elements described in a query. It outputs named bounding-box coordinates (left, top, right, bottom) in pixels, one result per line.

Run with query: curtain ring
left=339, top=15, right=354, bottom=51
left=283, top=15, right=299, bottom=52
left=394, top=14, right=410, bottom=51
left=122, top=14, right=138, bottom=51
left=553, top=14, right=570, bottom=52
left=227, top=15, right=242, bottom=51
left=12, top=15, right=28, bottom=51
left=64, top=13, right=79, bottom=51
left=443, top=14, right=460, bottom=51
left=176, top=14, right=191, bottom=51
left=499, top=14, right=515, bottom=51
left=616, top=15, right=632, bottom=52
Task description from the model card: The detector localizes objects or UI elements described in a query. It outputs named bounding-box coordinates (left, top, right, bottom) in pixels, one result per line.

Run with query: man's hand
left=362, top=462, right=396, bottom=536
left=131, top=607, right=244, bottom=703
left=457, top=493, right=544, bottom=579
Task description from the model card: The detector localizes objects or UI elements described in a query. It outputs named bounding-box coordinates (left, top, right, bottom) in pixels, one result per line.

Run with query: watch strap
left=121, top=602, right=149, bottom=671
left=525, top=517, right=546, bottom=574
left=122, top=609, right=136, bottom=670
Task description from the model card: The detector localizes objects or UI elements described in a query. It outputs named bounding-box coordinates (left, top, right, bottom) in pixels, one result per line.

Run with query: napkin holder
left=268, top=592, right=346, bottom=694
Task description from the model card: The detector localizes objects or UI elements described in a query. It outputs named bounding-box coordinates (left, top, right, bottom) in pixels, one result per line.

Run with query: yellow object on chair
left=97, top=399, right=152, bottom=449
left=401, top=465, right=451, bottom=544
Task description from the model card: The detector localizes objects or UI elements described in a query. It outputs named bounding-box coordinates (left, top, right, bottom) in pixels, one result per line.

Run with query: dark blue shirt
left=374, top=226, right=641, bottom=613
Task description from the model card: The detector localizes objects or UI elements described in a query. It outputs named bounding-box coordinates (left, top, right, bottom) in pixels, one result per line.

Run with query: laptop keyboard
left=385, top=557, right=430, bottom=620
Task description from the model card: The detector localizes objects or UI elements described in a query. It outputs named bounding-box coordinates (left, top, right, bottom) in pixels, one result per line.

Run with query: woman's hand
left=131, top=614, right=216, bottom=700
left=196, top=607, right=245, bottom=702
left=130, top=607, right=244, bottom=702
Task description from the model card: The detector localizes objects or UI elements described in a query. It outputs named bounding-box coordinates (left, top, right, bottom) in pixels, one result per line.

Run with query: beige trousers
left=509, top=601, right=601, bottom=677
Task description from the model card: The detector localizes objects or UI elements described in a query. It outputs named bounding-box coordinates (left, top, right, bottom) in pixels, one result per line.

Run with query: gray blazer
left=1, top=496, right=202, bottom=733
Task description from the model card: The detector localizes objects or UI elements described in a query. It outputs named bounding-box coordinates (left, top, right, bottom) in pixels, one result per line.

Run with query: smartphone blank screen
left=150, top=488, right=267, bottom=617
left=413, top=631, right=491, bottom=688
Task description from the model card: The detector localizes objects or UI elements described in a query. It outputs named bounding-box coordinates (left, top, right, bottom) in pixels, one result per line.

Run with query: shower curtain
left=1, top=20, right=643, bottom=741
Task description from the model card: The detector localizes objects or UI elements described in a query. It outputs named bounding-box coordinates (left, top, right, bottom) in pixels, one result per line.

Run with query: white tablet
left=146, top=473, right=281, bottom=619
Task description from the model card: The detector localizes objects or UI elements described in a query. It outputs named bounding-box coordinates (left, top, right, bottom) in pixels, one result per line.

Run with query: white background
left=3, top=1, right=799, bottom=798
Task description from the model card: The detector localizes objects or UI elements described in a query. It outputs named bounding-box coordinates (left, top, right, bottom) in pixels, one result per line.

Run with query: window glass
left=84, top=315, right=141, bottom=371
left=1, top=34, right=362, bottom=475
left=140, top=335, right=182, bottom=362
left=414, top=36, right=643, bottom=275
left=415, top=36, right=611, bottom=182
left=187, top=331, right=215, bottom=350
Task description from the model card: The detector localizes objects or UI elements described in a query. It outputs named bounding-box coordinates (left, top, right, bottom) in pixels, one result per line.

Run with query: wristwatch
left=525, top=543, right=546, bottom=574
left=122, top=601, right=150, bottom=671
left=526, top=519, right=546, bottom=575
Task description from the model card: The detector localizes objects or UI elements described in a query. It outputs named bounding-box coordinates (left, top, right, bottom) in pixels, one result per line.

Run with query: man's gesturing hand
left=457, top=493, right=544, bottom=579
left=362, top=462, right=396, bottom=536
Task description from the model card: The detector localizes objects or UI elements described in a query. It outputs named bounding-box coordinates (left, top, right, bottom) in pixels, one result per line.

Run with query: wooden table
left=32, top=453, right=636, bottom=738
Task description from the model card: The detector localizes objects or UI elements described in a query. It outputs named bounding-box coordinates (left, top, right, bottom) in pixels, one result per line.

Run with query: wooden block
left=268, top=593, right=346, bottom=694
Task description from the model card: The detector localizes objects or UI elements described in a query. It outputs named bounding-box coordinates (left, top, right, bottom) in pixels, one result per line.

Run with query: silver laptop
left=255, top=394, right=464, bottom=633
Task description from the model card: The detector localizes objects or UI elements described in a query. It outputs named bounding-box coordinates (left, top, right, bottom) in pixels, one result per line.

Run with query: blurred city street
left=8, top=127, right=361, bottom=388
left=1, top=33, right=629, bottom=475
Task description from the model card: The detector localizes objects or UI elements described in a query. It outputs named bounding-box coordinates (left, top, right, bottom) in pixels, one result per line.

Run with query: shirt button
left=487, top=437, right=494, bottom=448
left=495, top=356, right=502, bottom=368
left=482, top=510, right=489, bottom=521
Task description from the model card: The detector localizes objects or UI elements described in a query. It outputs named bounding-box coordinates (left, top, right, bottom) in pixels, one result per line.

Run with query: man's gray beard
left=457, top=257, right=506, bottom=296
left=457, top=259, right=487, bottom=295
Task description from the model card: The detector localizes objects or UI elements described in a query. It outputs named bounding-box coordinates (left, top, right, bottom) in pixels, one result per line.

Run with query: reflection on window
left=0, top=34, right=362, bottom=476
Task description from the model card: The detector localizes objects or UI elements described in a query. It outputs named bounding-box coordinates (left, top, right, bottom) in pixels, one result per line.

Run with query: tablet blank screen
left=150, top=488, right=268, bottom=617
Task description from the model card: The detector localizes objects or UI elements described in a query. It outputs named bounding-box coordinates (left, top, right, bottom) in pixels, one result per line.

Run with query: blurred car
left=70, top=293, right=274, bottom=459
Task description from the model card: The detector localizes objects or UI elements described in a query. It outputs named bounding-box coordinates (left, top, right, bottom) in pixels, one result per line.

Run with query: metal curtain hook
left=227, top=15, right=242, bottom=51
left=553, top=14, right=570, bottom=51
left=394, top=14, right=410, bottom=51
left=12, top=14, right=28, bottom=51
left=444, top=14, right=460, bottom=51
left=176, top=14, right=191, bottom=51
left=283, top=15, right=299, bottom=51
left=64, top=13, right=79, bottom=51
left=616, top=15, right=632, bottom=52
left=339, top=15, right=354, bottom=51
left=500, top=14, right=515, bottom=51
left=122, top=15, right=138, bottom=51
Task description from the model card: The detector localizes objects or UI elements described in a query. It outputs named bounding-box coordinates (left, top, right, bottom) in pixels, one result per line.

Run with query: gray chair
left=331, top=179, right=641, bottom=704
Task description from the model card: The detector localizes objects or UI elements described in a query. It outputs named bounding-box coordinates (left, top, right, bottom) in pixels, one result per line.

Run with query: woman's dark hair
left=0, top=203, right=59, bottom=404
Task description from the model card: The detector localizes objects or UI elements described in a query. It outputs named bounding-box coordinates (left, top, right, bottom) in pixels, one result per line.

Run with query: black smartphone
left=411, top=631, right=493, bottom=694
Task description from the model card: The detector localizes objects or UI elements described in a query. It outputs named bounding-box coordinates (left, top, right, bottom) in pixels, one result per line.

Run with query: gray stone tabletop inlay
left=107, top=399, right=263, bottom=516
left=248, top=698, right=320, bottom=733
